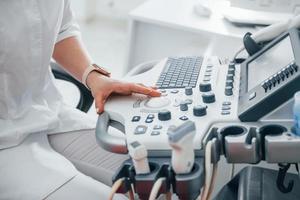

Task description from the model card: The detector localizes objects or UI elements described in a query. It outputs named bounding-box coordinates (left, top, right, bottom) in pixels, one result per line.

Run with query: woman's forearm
left=53, top=36, right=92, bottom=81
left=52, top=36, right=161, bottom=113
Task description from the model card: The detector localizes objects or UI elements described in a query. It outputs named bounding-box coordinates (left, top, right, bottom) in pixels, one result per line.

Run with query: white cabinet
left=125, top=0, right=258, bottom=72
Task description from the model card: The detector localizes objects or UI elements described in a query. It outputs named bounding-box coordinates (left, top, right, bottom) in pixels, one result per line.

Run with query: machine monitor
left=238, top=28, right=300, bottom=121
left=247, top=36, right=294, bottom=92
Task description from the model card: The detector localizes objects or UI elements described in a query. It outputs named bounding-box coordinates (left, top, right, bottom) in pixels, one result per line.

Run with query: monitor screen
left=247, top=36, right=295, bottom=92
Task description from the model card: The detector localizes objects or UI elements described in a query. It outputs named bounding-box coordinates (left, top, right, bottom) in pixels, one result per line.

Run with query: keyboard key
left=156, top=57, right=202, bottom=89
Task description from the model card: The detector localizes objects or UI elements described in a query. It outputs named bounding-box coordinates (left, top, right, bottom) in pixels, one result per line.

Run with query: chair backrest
left=50, top=62, right=94, bottom=113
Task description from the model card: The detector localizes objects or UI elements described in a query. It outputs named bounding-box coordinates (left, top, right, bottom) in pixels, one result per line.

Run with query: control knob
left=228, top=62, right=235, bottom=70
left=193, top=105, right=207, bottom=116
left=180, top=101, right=188, bottom=111
left=227, top=74, right=234, bottom=81
left=226, top=80, right=233, bottom=87
left=202, top=92, right=215, bottom=103
left=199, top=82, right=211, bottom=92
left=185, top=86, right=193, bottom=95
left=225, top=86, right=233, bottom=96
left=227, top=68, right=235, bottom=76
left=158, top=109, right=171, bottom=121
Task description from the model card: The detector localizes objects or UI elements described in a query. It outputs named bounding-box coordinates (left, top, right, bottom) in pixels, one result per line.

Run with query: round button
left=202, top=92, right=215, bottom=103
left=222, top=106, right=231, bottom=110
left=223, top=101, right=231, bottom=106
left=179, top=116, right=189, bottom=121
left=206, top=64, right=213, bottom=68
left=226, top=80, right=233, bottom=87
left=221, top=111, right=230, bottom=115
left=185, top=86, right=193, bottom=95
left=227, top=74, right=234, bottom=81
left=227, top=68, right=235, bottom=76
left=193, top=105, right=207, bottom=117
left=229, top=62, right=235, bottom=70
left=158, top=109, right=171, bottom=121
left=144, top=97, right=171, bottom=108
left=225, top=86, right=233, bottom=96
left=203, top=77, right=211, bottom=82
left=199, top=82, right=212, bottom=92
left=180, top=101, right=188, bottom=111
left=153, top=125, right=163, bottom=130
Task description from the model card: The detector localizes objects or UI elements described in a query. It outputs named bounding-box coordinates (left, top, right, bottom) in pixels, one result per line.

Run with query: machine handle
left=96, top=112, right=128, bottom=154
left=95, top=60, right=159, bottom=154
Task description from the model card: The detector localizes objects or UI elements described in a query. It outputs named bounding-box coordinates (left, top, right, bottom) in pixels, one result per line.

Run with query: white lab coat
left=0, top=1, right=96, bottom=199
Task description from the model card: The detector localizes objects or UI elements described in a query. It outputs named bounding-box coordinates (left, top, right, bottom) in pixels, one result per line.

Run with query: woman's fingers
left=95, top=93, right=108, bottom=114
left=148, top=89, right=161, bottom=97
left=129, top=83, right=161, bottom=97
left=94, top=82, right=161, bottom=114
left=137, top=83, right=158, bottom=90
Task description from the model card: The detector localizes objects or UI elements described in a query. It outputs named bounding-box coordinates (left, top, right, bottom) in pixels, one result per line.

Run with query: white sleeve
left=56, top=0, right=81, bottom=43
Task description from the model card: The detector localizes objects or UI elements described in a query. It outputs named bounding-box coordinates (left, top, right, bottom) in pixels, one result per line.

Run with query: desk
left=125, top=0, right=259, bottom=72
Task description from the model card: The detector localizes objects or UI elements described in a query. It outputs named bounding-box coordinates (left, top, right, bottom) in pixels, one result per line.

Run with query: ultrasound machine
left=96, top=17, right=300, bottom=200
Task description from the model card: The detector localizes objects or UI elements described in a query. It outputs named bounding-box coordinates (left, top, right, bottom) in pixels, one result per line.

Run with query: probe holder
left=112, top=158, right=204, bottom=200
left=220, top=126, right=260, bottom=164
left=205, top=122, right=300, bottom=164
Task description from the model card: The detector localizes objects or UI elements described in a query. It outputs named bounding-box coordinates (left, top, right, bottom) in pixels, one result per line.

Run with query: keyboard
left=156, top=57, right=203, bottom=89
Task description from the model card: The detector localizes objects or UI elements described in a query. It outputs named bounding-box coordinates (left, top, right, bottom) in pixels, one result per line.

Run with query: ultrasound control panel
left=103, top=56, right=241, bottom=154
left=98, top=28, right=300, bottom=157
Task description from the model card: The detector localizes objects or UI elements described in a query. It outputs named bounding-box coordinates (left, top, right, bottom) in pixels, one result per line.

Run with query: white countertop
left=130, top=0, right=260, bottom=38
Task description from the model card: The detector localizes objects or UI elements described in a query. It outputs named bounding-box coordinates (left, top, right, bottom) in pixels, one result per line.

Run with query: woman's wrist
left=81, top=63, right=111, bottom=89
left=86, top=71, right=108, bottom=91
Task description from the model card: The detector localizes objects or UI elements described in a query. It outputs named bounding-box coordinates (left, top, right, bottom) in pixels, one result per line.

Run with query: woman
left=0, top=1, right=160, bottom=200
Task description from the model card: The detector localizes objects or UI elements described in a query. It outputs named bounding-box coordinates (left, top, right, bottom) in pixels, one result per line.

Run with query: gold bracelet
left=81, top=63, right=111, bottom=89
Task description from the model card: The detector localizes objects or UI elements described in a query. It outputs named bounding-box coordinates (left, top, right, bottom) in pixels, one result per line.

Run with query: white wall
left=71, top=0, right=146, bottom=21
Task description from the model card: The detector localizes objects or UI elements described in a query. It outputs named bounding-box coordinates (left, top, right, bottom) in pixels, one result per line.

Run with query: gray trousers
left=47, top=129, right=129, bottom=199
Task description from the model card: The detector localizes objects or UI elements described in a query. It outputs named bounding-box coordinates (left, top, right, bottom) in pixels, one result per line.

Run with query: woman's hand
left=86, top=71, right=161, bottom=114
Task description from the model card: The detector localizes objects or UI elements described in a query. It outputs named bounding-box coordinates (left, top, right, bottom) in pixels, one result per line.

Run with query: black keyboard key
left=156, top=57, right=203, bottom=88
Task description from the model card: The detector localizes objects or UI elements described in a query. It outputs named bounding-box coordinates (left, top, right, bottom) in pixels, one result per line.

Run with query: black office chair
left=50, top=62, right=94, bottom=113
